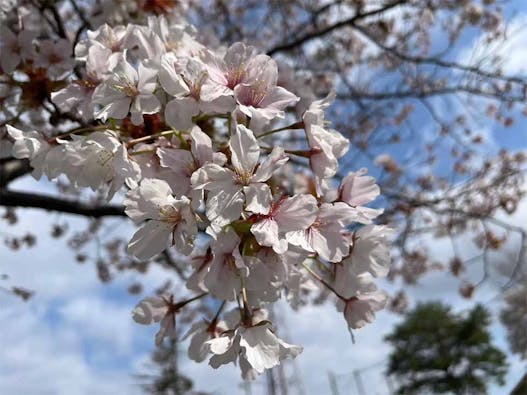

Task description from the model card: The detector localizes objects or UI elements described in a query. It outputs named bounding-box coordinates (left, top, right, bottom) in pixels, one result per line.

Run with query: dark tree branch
left=266, top=0, right=407, bottom=55
left=340, top=85, right=526, bottom=101
left=0, top=190, right=126, bottom=217
left=47, top=2, right=68, bottom=39
left=69, top=0, right=92, bottom=30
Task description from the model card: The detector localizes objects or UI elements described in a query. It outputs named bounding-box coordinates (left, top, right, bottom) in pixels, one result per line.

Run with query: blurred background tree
left=500, top=281, right=527, bottom=361
left=385, top=301, right=508, bottom=395
left=137, top=338, right=208, bottom=395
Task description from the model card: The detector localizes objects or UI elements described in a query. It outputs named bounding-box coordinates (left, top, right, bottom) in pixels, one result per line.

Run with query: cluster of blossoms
left=3, top=13, right=393, bottom=379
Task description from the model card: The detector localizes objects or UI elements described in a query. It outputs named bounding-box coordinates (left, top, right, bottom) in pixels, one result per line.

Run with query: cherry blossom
left=185, top=319, right=226, bottom=363
left=234, top=56, right=300, bottom=122
left=62, top=131, right=140, bottom=198
left=191, top=124, right=288, bottom=231
left=346, top=225, right=394, bottom=277
left=36, top=39, right=74, bottom=78
left=287, top=202, right=354, bottom=262
left=331, top=263, right=389, bottom=330
left=201, top=42, right=268, bottom=100
left=339, top=168, right=380, bottom=206
left=202, top=227, right=247, bottom=301
left=342, top=291, right=388, bottom=330
left=250, top=194, right=318, bottom=254
left=303, top=91, right=349, bottom=179
left=6, top=126, right=49, bottom=173
left=206, top=321, right=302, bottom=380
left=75, top=23, right=131, bottom=60
left=336, top=168, right=384, bottom=223
left=244, top=249, right=288, bottom=304
left=158, top=125, right=226, bottom=201
left=6, top=125, right=64, bottom=180
left=145, top=15, right=203, bottom=57
left=133, top=294, right=176, bottom=346
left=162, top=57, right=230, bottom=130
left=0, top=26, right=35, bottom=73
left=2, top=9, right=393, bottom=381
left=51, top=45, right=113, bottom=120
left=94, top=52, right=160, bottom=125
left=124, top=178, right=197, bottom=260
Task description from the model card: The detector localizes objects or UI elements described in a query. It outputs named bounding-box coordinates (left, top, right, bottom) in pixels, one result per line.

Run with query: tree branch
left=0, top=190, right=126, bottom=217
left=266, top=0, right=407, bottom=55
left=340, top=85, right=526, bottom=101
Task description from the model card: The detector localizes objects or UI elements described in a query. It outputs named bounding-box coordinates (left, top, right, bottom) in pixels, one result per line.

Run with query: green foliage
left=385, top=302, right=508, bottom=395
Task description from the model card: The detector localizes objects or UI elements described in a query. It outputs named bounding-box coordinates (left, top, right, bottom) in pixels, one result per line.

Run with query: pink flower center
left=184, top=158, right=199, bottom=176
left=224, top=254, right=237, bottom=270
left=114, top=77, right=139, bottom=97
left=226, top=66, right=245, bottom=89
left=240, top=81, right=268, bottom=107
left=234, top=170, right=252, bottom=186
left=159, top=206, right=182, bottom=225
left=10, top=42, right=21, bottom=54
left=183, top=73, right=207, bottom=100
left=74, top=77, right=99, bottom=90
left=48, top=52, right=63, bottom=65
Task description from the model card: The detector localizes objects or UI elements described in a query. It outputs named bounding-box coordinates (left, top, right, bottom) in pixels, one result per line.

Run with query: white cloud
left=458, top=12, right=527, bottom=76
left=58, top=297, right=136, bottom=354
left=0, top=300, right=141, bottom=395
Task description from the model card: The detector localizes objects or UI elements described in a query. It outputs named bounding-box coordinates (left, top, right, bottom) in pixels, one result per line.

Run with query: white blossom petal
left=127, top=220, right=173, bottom=260
left=244, top=183, right=272, bottom=214
left=229, top=125, right=260, bottom=175
left=132, top=296, right=167, bottom=324
left=165, top=96, right=200, bottom=130
left=274, top=194, right=318, bottom=233
left=252, top=147, right=288, bottom=182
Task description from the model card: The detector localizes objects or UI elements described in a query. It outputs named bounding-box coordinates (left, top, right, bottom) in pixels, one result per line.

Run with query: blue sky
left=1, top=3, right=527, bottom=394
